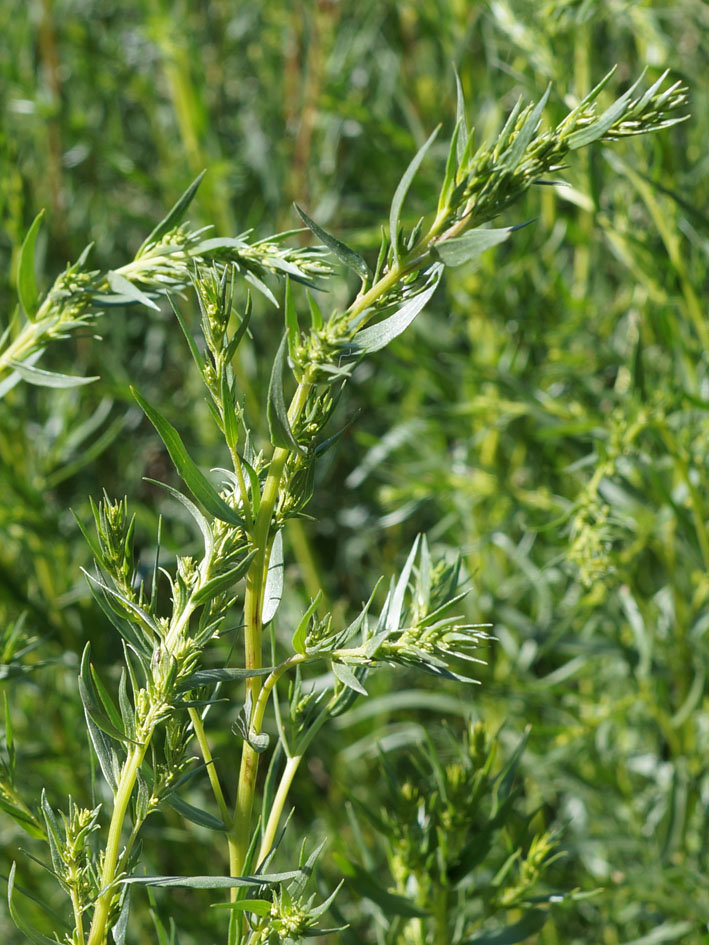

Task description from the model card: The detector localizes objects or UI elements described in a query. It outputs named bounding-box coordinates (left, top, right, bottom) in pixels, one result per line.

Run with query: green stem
left=86, top=743, right=148, bottom=945
left=69, top=884, right=86, bottom=945
left=226, top=380, right=312, bottom=944
left=188, top=707, right=232, bottom=829
left=258, top=754, right=302, bottom=863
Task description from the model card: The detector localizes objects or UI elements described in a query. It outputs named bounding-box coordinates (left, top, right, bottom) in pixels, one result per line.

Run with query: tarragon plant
left=2, top=69, right=686, bottom=945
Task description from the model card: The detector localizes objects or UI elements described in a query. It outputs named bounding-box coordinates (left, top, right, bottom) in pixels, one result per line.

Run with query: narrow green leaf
left=191, top=550, right=257, bottom=605
left=78, top=645, right=136, bottom=745
left=190, top=236, right=249, bottom=255
left=123, top=871, right=299, bottom=888
left=431, top=226, right=514, bottom=267
left=6, top=360, right=99, bottom=388
left=454, top=69, right=468, bottom=162
left=267, top=334, right=303, bottom=454
left=84, top=573, right=154, bottom=659
left=461, top=910, right=547, bottom=945
left=567, top=73, right=645, bottom=149
left=244, top=269, right=278, bottom=306
left=504, top=86, right=551, bottom=172
left=107, top=271, right=159, bottom=310
left=132, top=387, right=244, bottom=528
left=168, top=296, right=206, bottom=377
left=178, top=666, right=274, bottom=691
left=307, top=291, right=323, bottom=330
left=292, top=592, right=322, bottom=655
left=390, top=126, right=440, bottom=267
left=138, top=171, right=205, bottom=254
left=7, top=864, right=62, bottom=945
left=386, top=536, right=421, bottom=632
left=86, top=713, right=121, bottom=792
left=295, top=205, right=371, bottom=281
left=352, top=264, right=443, bottom=354
left=332, top=661, right=368, bottom=696
left=144, top=479, right=214, bottom=563
left=284, top=277, right=299, bottom=364
left=225, top=293, right=252, bottom=362
left=437, top=120, right=462, bottom=213
left=18, top=210, right=45, bottom=320
left=90, top=663, right=129, bottom=738
left=164, top=794, right=227, bottom=831
left=262, top=530, right=284, bottom=625
left=211, top=898, right=272, bottom=915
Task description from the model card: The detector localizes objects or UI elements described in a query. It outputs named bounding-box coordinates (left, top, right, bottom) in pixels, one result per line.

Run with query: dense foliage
left=1, top=2, right=707, bottom=943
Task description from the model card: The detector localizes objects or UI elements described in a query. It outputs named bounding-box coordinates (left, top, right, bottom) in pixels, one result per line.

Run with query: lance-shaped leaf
left=351, top=264, right=443, bottom=354
left=138, top=171, right=205, bottom=254
left=17, top=210, right=45, bottom=321
left=504, top=85, right=551, bottom=172
left=262, top=530, right=284, bottom=625
left=211, top=898, right=271, bottom=915
left=267, top=334, right=303, bottom=453
left=292, top=591, right=322, bottom=655
left=164, top=794, right=228, bottom=831
left=123, top=870, right=300, bottom=888
left=79, top=644, right=138, bottom=745
left=144, top=479, right=214, bottom=563
left=7, top=360, right=99, bottom=388
left=178, top=666, right=274, bottom=691
left=454, top=69, right=468, bottom=162
left=567, top=71, right=645, bottom=149
left=332, top=660, right=368, bottom=696
left=132, top=386, right=244, bottom=527
left=386, top=535, right=421, bottom=632
left=7, top=863, right=64, bottom=945
left=107, top=271, right=159, bottom=310
left=295, top=205, right=371, bottom=281
left=191, top=549, right=257, bottom=605
left=390, top=126, right=440, bottom=267
left=432, top=225, right=517, bottom=267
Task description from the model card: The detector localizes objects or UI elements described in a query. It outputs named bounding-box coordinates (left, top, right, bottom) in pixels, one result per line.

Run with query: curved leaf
left=191, top=550, right=257, bottom=605
left=6, top=360, right=99, bottom=388
left=295, top=205, right=371, bottom=281
left=390, top=126, right=440, bottom=266
left=123, top=870, right=299, bottom=888
left=352, top=264, right=443, bottom=354
left=262, top=530, right=284, bottom=625
left=431, top=227, right=513, bottom=267
left=18, top=210, right=45, bottom=320
left=7, top=863, right=62, bottom=945
left=267, top=334, right=303, bottom=453
left=138, top=171, right=205, bottom=254
left=107, top=271, right=159, bottom=310
left=132, top=387, right=244, bottom=528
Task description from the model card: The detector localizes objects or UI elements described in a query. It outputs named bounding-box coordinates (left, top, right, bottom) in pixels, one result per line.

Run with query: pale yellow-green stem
left=0, top=317, right=49, bottom=381
left=86, top=743, right=148, bottom=945
left=69, top=881, right=86, bottom=945
left=188, top=706, right=232, bottom=829
left=229, top=380, right=312, bottom=884
left=258, top=754, right=303, bottom=864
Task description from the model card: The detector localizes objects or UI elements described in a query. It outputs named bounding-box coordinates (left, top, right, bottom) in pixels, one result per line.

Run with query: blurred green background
left=1, top=1, right=708, bottom=942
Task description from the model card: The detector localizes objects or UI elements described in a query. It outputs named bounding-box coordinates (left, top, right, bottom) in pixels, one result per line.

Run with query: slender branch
left=188, top=707, right=232, bottom=829
left=86, top=744, right=148, bottom=945
left=258, top=755, right=302, bottom=864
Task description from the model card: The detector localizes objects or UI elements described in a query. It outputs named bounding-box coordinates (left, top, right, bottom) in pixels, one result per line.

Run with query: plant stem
left=69, top=884, right=86, bottom=945
left=86, top=743, right=148, bottom=945
left=258, top=754, right=302, bottom=863
left=188, top=706, right=232, bottom=829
